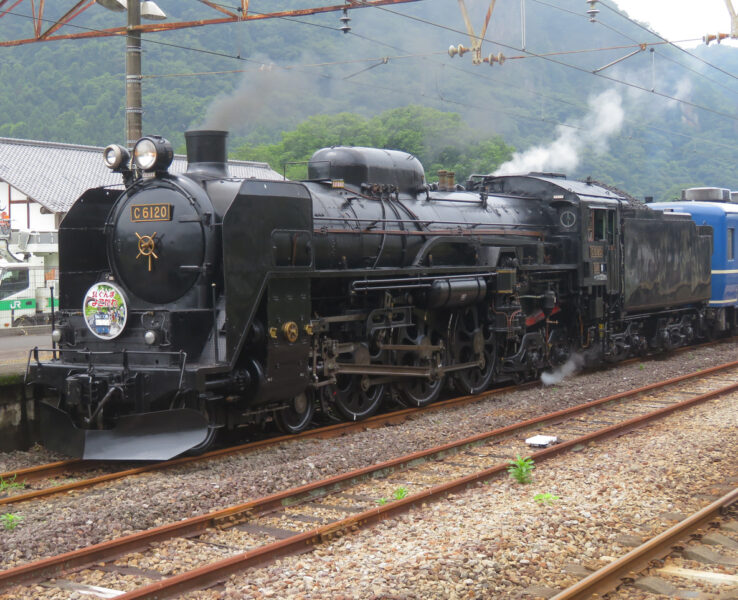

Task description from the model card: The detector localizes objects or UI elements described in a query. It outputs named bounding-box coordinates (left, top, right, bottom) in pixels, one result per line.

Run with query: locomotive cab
left=580, top=201, right=620, bottom=294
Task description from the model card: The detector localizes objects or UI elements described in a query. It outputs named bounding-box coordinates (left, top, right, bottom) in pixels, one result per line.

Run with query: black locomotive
left=27, top=130, right=713, bottom=460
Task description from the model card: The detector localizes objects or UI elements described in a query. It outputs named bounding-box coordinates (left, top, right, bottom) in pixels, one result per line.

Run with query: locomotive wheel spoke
left=274, top=392, right=315, bottom=434
left=396, top=376, right=443, bottom=407
left=331, top=375, right=385, bottom=421
left=394, top=322, right=445, bottom=407
left=451, top=307, right=496, bottom=395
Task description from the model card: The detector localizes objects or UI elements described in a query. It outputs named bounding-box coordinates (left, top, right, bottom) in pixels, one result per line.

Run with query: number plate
left=130, top=203, right=172, bottom=223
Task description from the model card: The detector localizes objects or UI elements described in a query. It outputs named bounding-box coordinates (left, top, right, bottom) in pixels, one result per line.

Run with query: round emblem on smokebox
left=83, top=282, right=128, bottom=340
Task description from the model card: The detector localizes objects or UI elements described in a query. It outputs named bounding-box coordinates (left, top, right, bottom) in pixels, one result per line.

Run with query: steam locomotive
left=27, top=130, right=715, bottom=460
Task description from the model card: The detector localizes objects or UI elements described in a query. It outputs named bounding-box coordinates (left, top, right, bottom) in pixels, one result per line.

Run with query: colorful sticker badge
left=83, top=282, right=128, bottom=340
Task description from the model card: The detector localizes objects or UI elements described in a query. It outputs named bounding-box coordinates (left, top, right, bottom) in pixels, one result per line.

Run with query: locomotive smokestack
left=185, top=130, right=229, bottom=178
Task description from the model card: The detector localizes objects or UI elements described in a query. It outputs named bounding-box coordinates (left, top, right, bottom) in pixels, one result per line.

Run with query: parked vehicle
left=0, top=255, right=58, bottom=328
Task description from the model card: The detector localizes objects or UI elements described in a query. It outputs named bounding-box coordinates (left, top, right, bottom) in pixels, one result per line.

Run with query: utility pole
left=0, top=0, right=421, bottom=142
left=126, top=1, right=142, bottom=148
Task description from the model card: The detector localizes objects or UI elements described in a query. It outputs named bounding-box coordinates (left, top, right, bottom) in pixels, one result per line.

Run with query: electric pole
left=126, top=1, right=142, bottom=148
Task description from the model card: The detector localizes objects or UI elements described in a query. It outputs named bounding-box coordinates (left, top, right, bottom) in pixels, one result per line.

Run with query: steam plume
left=540, top=354, right=584, bottom=386
left=494, top=89, right=624, bottom=176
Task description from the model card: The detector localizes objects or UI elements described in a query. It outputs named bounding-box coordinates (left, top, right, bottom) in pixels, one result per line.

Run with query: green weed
left=0, top=475, right=24, bottom=493
left=0, top=513, right=22, bottom=531
left=533, top=492, right=560, bottom=505
left=393, top=487, right=409, bottom=500
left=507, top=455, right=535, bottom=484
left=377, top=487, right=410, bottom=504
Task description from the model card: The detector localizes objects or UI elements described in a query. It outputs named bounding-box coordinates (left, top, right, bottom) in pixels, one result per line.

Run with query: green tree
left=369, top=105, right=467, bottom=166
left=231, top=106, right=515, bottom=183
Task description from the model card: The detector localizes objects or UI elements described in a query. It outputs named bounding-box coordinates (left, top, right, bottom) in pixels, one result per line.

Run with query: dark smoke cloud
left=198, top=61, right=323, bottom=134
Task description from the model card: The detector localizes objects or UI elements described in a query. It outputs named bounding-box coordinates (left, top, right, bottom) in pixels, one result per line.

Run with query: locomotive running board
left=40, top=402, right=210, bottom=461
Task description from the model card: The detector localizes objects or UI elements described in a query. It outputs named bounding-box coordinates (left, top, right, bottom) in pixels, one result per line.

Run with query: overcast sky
left=612, top=0, right=736, bottom=47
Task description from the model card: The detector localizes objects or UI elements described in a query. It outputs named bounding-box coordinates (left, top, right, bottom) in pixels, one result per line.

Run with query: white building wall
left=0, top=181, right=8, bottom=215
left=2, top=180, right=56, bottom=231
left=26, top=202, right=56, bottom=231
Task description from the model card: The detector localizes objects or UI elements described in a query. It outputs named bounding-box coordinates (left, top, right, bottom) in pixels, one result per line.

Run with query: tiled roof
left=0, top=137, right=283, bottom=214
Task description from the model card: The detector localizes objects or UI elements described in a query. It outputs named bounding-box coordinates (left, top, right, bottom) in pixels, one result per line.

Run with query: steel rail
left=0, top=458, right=81, bottom=483
left=1, top=365, right=737, bottom=595
left=2, top=346, right=735, bottom=505
left=550, top=487, right=738, bottom=600
left=0, top=381, right=523, bottom=505
left=111, top=376, right=738, bottom=599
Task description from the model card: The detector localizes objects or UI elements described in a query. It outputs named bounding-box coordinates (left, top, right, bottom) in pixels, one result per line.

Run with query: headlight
left=102, top=144, right=130, bottom=171
left=51, top=329, right=63, bottom=343
left=144, top=330, right=157, bottom=345
left=133, top=136, right=173, bottom=173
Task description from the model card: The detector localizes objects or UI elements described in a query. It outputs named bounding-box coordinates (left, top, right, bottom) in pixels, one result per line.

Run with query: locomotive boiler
left=27, top=130, right=713, bottom=460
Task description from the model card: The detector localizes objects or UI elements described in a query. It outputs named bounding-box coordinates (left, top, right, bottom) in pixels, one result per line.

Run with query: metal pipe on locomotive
left=27, top=130, right=713, bottom=460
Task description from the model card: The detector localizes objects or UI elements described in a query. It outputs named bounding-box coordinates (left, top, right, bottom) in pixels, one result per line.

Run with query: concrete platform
left=0, top=376, right=38, bottom=452
left=0, top=332, right=53, bottom=376
left=0, top=330, right=50, bottom=450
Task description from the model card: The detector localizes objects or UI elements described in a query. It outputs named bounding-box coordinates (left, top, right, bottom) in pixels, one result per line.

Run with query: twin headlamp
left=103, top=136, right=174, bottom=174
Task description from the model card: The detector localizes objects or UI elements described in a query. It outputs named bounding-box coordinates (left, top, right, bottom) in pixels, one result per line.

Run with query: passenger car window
left=728, top=227, right=735, bottom=260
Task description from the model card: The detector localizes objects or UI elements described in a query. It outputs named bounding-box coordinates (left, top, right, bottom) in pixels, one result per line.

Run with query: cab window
left=590, top=209, right=615, bottom=243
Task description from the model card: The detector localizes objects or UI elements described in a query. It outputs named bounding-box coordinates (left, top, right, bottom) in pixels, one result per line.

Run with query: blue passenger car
left=652, top=187, right=738, bottom=332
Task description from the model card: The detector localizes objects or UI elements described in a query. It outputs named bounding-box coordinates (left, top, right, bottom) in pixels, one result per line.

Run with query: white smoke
left=494, top=89, right=625, bottom=176
left=540, top=354, right=584, bottom=386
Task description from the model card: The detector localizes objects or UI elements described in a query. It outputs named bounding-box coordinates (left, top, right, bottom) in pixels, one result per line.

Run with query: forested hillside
left=1, top=0, right=737, bottom=200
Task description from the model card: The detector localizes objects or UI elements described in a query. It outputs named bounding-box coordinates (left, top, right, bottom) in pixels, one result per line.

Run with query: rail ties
left=1, top=362, right=737, bottom=598
left=552, top=487, right=738, bottom=599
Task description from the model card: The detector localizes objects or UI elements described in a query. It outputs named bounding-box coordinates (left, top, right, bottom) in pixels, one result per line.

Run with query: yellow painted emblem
left=282, top=321, right=299, bottom=343
left=135, top=232, right=159, bottom=272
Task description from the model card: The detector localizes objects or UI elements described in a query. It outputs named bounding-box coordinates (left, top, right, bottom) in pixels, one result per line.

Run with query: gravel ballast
left=201, top=392, right=738, bottom=599
left=0, top=342, right=737, bottom=589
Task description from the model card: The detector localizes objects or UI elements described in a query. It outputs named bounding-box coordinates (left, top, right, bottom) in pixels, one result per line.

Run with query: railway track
left=553, top=487, right=738, bottom=599
left=1, top=341, right=734, bottom=508
left=0, top=381, right=523, bottom=507
left=0, top=360, right=737, bottom=598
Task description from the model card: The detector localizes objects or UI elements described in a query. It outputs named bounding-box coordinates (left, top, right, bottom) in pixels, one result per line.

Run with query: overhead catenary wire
left=653, top=48, right=738, bottom=97
left=3, top=5, right=738, bottom=153
left=4, top=4, right=733, bottom=117
left=145, top=2, right=738, bottom=155
left=314, top=3, right=738, bottom=152
left=140, top=52, right=443, bottom=79
left=140, top=40, right=685, bottom=78
left=150, top=52, right=738, bottom=153
left=362, top=2, right=738, bottom=123
left=529, top=0, right=738, bottom=98
left=597, top=0, right=738, bottom=82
